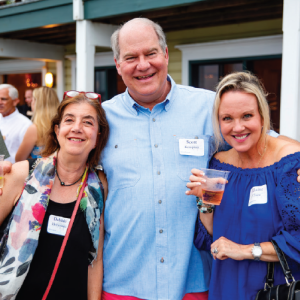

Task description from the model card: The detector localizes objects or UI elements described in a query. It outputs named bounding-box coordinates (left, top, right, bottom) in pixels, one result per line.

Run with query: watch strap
left=252, top=242, right=262, bottom=261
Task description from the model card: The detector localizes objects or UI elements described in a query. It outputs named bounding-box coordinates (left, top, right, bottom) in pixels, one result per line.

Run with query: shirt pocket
left=103, top=139, right=141, bottom=191
left=174, top=135, right=213, bottom=182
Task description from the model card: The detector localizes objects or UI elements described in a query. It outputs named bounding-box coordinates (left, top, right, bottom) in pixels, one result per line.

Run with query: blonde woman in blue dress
left=187, top=72, right=300, bottom=300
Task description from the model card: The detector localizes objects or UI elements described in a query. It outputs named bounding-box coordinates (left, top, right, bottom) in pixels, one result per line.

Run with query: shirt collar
left=123, top=75, right=177, bottom=115
left=1, top=109, right=18, bottom=121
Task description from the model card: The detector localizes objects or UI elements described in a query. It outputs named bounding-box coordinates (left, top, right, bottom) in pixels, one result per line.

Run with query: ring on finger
left=212, top=248, right=219, bottom=254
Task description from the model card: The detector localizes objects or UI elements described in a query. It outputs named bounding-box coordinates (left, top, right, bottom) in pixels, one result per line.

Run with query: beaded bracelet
left=196, top=197, right=215, bottom=213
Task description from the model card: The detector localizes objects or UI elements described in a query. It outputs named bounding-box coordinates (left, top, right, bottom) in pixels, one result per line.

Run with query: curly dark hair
left=41, top=94, right=109, bottom=167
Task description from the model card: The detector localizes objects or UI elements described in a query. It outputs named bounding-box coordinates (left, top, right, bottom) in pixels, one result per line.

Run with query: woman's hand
left=0, top=161, right=29, bottom=225
left=185, top=169, right=206, bottom=197
left=211, top=236, right=248, bottom=261
left=211, top=237, right=279, bottom=262
left=0, top=161, right=13, bottom=196
left=2, top=161, right=12, bottom=174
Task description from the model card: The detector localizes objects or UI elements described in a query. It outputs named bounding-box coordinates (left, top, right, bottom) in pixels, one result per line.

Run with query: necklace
left=256, top=137, right=268, bottom=168
left=55, top=166, right=85, bottom=187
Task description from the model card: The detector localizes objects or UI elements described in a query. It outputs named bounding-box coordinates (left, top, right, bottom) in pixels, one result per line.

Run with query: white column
left=76, top=20, right=95, bottom=91
left=56, top=60, right=65, bottom=101
left=280, top=0, right=300, bottom=140
left=73, top=0, right=84, bottom=21
left=42, top=66, right=47, bottom=86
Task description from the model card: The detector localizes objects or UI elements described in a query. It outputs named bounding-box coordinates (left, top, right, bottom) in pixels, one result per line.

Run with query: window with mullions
left=94, top=67, right=117, bottom=102
left=191, top=62, right=243, bottom=91
left=190, top=57, right=282, bottom=132
left=94, top=67, right=126, bottom=102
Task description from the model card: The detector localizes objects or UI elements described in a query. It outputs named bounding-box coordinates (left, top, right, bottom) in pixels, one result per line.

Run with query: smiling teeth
left=137, top=74, right=154, bottom=79
left=235, top=134, right=248, bottom=140
left=70, top=138, right=82, bottom=141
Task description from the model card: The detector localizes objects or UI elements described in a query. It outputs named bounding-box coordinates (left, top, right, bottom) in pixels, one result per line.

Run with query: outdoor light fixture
left=45, top=72, right=54, bottom=88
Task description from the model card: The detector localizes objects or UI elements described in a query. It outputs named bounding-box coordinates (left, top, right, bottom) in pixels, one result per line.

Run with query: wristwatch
left=252, top=243, right=262, bottom=261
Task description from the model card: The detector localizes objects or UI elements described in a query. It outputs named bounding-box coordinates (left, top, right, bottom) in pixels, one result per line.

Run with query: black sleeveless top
left=1, top=159, right=94, bottom=300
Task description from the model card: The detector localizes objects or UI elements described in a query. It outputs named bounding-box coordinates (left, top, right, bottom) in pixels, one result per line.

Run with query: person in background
left=187, top=72, right=300, bottom=300
left=18, top=88, right=33, bottom=119
left=0, top=84, right=31, bottom=163
left=16, top=86, right=60, bottom=161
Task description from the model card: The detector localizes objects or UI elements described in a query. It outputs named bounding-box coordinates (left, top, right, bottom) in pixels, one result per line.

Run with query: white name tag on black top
left=179, top=139, right=204, bottom=156
left=248, top=184, right=268, bottom=206
left=47, top=215, right=70, bottom=236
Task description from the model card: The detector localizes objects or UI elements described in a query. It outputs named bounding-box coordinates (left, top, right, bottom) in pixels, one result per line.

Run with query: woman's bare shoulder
left=214, top=148, right=236, bottom=163
left=274, top=137, right=300, bottom=161
left=26, top=124, right=38, bottom=135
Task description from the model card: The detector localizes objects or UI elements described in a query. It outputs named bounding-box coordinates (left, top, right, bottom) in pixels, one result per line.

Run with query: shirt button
left=158, top=200, right=162, bottom=204
left=159, top=229, right=163, bottom=233
left=160, top=258, right=164, bottom=263
left=154, top=144, right=158, bottom=148
left=115, top=145, right=118, bottom=148
left=152, top=118, right=156, bottom=122
left=157, top=171, right=161, bottom=175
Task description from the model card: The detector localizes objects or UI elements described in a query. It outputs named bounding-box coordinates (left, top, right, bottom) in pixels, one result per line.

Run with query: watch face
left=253, top=246, right=262, bottom=256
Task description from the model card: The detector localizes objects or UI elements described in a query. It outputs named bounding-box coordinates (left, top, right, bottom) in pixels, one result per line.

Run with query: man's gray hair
left=0, top=84, right=18, bottom=100
left=111, top=18, right=167, bottom=62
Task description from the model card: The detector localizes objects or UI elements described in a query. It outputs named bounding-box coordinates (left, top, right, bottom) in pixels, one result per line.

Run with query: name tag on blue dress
left=47, top=215, right=70, bottom=236
left=248, top=184, right=268, bottom=206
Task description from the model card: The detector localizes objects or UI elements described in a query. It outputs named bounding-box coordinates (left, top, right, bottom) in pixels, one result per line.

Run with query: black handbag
left=255, top=240, right=300, bottom=300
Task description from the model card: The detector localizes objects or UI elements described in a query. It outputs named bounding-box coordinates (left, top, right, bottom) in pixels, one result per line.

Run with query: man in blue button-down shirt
left=100, top=18, right=294, bottom=299
left=100, top=18, right=214, bottom=300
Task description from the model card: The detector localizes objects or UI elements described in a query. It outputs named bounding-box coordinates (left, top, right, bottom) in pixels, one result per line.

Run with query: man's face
left=25, top=90, right=33, bottom=107
left=115, top=23, right=170, bottom=109
left=0, top=88, right=18, bottom=117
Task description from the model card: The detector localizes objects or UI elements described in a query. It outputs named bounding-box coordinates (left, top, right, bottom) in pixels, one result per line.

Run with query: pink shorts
left=102, top=291, right=209, bottom=300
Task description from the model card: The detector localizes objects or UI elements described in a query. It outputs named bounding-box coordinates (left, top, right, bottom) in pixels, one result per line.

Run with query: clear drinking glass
left=199, top=168, right=230, bottom=205
left=0, top=155, right=4, bottom=188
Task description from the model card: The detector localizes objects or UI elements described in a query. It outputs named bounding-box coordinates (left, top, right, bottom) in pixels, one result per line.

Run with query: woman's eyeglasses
left=63, top=91, right=101, bottom=102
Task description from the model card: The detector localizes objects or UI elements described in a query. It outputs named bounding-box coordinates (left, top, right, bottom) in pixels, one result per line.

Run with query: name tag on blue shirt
left=179, top=139, right=204, bottom=156
left=47, top=215, right=70, bottom=236
left=248, top=184, right=268, bottom=206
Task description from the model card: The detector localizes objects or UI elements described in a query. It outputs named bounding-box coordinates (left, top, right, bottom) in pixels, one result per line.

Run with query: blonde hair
left=32, top=87, right=60, bottom=145
left=213, top=72, right=271, bottom=150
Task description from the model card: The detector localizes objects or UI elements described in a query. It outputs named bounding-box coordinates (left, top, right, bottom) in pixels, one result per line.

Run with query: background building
left=0, top=0, right=298, bottom=139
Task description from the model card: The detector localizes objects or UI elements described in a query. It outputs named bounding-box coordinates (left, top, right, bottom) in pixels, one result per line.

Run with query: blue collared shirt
left=100, top=76, right=220, bottom=299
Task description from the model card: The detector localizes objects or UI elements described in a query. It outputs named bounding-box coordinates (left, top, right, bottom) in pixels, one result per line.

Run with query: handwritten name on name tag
left=179, top=139, right=204, bottom=156
left=248, top=184, right=268, bottom=206
left=47, top=215, right=70, bottom=236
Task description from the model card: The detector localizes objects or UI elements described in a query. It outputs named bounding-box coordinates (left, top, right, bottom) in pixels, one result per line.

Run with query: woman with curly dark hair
left=0, top=91, right=109, bottom=300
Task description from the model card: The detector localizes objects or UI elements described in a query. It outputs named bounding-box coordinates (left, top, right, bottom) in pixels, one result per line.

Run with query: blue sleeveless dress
left=30, top=145, right=43, bottom=158
left=194, top=152, right=300, bottom=300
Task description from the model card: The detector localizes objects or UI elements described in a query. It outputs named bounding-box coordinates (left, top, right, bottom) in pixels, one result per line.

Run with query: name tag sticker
left=47, top=215, right=70, bottom=236
left=248, top=184, right=268, bottom=206
left=179, top=139, right=204, bottom=156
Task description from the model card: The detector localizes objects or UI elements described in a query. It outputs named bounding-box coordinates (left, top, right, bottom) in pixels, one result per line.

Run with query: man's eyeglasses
left=63, top=90, right=101, bottom=103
